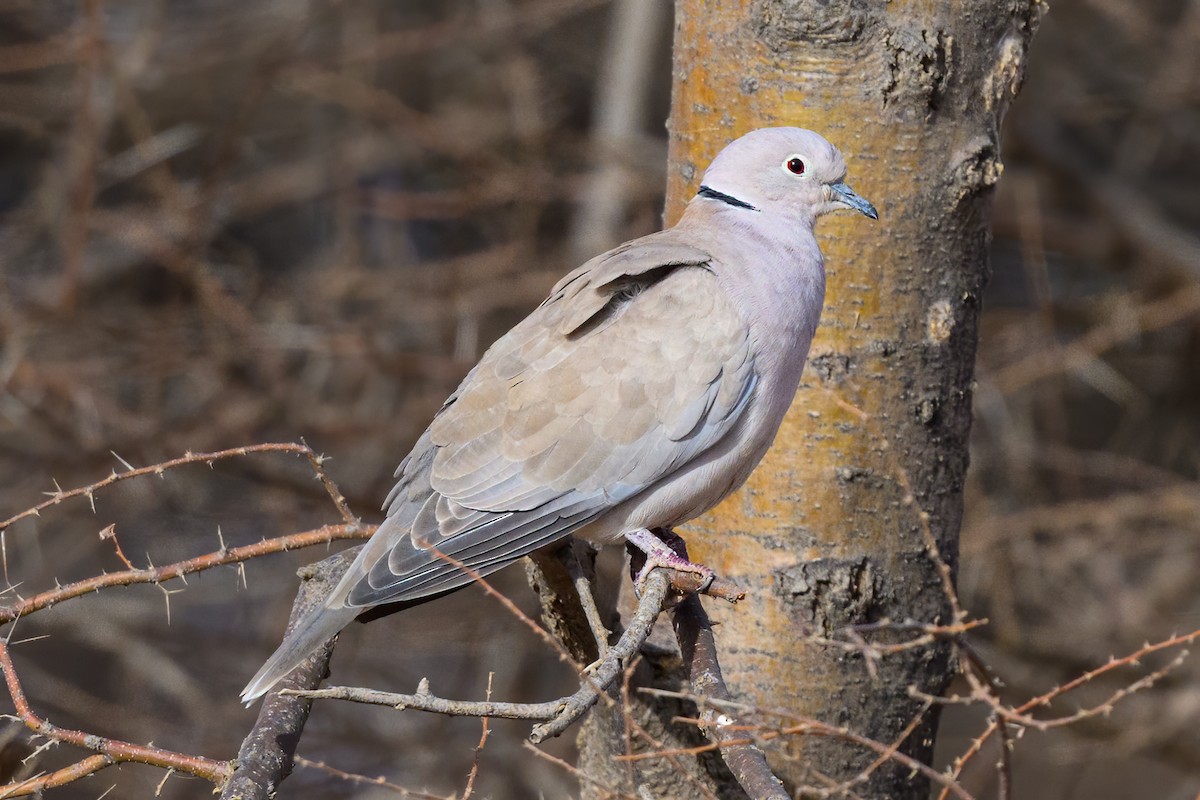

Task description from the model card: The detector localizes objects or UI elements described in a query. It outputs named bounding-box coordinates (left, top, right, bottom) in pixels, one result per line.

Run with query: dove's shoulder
left=541, top=230, right=713, bottom=336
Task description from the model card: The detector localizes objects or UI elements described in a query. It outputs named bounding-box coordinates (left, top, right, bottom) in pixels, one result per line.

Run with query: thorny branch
left=0, top=443, right=369, bottom=796
left=0, top=639, right=232, bottom=796
left=0, top=442, right=356, bottom=534
left=936, top=627, right=1200, bottom=800
left=0, top=523, right=372, bottom=625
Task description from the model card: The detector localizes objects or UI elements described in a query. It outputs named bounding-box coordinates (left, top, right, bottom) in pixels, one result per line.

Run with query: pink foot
left=624, top=527, right=715, bottom=595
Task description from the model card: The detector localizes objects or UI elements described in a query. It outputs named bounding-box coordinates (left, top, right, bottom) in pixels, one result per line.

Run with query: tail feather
left=240, top=603, right=359, bottom=704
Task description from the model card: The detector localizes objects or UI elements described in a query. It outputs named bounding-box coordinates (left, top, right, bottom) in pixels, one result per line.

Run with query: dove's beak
left=829, top=182, right=878, bottom=220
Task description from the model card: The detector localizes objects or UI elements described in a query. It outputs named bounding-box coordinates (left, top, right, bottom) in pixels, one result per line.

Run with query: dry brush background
left=0, top=0, right=1197, bottom=797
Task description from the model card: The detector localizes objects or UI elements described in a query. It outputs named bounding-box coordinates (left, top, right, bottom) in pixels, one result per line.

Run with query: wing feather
left=335, top=233, right=757, bottom=608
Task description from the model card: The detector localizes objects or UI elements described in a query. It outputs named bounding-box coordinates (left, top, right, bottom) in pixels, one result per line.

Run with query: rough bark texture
left=576, top=1, right=1043, bottom=797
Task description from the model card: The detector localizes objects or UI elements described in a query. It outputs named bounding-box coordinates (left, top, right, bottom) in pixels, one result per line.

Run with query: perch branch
left=289, top=569, right=673, bottom=744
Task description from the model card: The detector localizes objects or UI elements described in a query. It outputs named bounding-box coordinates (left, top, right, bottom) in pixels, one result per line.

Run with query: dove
left=241, top=127, right=877, bottom=702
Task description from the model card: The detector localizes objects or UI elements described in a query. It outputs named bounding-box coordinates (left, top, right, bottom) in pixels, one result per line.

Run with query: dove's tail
left=240, top=603, right=359, bottom=704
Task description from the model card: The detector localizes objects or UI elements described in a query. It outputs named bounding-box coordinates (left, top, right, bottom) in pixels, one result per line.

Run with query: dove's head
left=695, top=127, right=877, bottom=223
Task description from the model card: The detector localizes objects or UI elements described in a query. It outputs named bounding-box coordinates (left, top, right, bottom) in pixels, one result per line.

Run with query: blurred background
left=0, top=0, right=1196, bottom=797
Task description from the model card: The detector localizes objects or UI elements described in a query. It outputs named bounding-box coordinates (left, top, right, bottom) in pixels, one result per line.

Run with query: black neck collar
left=697, top=185, right=759, bottom=212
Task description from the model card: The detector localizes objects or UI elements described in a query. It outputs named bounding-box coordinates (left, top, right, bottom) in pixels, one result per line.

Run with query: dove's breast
left=576, top=229, right=827, bottom=544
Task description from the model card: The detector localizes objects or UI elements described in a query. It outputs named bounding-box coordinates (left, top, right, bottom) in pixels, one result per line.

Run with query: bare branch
left=521, top=741, right=638, bottom=800
left=672, top=593, right=788, bottom=800
left=0, top=753, right=114, bottom=798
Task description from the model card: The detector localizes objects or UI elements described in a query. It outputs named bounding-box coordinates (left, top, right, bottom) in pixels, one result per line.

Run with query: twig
left=462, top=672, right=493, bottom=800
left=561, top=543, right=611, bottom=656
left=520, top=740, right=638, bottom=800
left=896, top=467, right=965, bottom=624
left=0, top=442, right=335, bottom=533
left=529, top=566, right=669, bottom=742
left=298, top=437, right=359, bottom=526
left=293, top=756, right=449, bottom=799
left=617, top=704, right=722, bottom=800
left=98, top=523, right=135, bottom=571
left=429, top=547, right=584, bottom=672
left=815, top=699, right=934, bottom=798
left=292, top=681, right=564, bottom=720
left=0, top=754, right=114, bottom=798
left=995, top=710, right=1014, bottom=800
left=805, top=618, right=986, bottom=679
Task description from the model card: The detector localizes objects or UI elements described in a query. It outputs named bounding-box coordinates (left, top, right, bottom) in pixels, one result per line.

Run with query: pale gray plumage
left=241, top=127, right=877, bottom=702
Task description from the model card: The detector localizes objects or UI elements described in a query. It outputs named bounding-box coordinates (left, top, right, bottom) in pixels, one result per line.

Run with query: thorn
left=158, top=584, right=184, bottom=625
left=110, top=451, right=136, bottom=472
left=155, top=767, right=174, bottom=796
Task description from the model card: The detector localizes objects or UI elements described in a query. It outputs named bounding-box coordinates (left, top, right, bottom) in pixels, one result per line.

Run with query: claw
left=625, top=527, right=715, bottom=597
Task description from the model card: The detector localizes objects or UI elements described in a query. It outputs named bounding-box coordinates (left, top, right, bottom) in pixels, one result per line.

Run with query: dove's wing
left=336, top=232, right=757, bottom=608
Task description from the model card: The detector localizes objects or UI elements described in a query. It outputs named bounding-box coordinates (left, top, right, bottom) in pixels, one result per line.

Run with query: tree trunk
left=575, top=1, right=1044, bottom=797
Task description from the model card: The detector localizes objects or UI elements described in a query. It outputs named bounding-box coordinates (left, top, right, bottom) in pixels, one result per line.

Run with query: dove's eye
left=783, top=156, right=807, bottom=177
